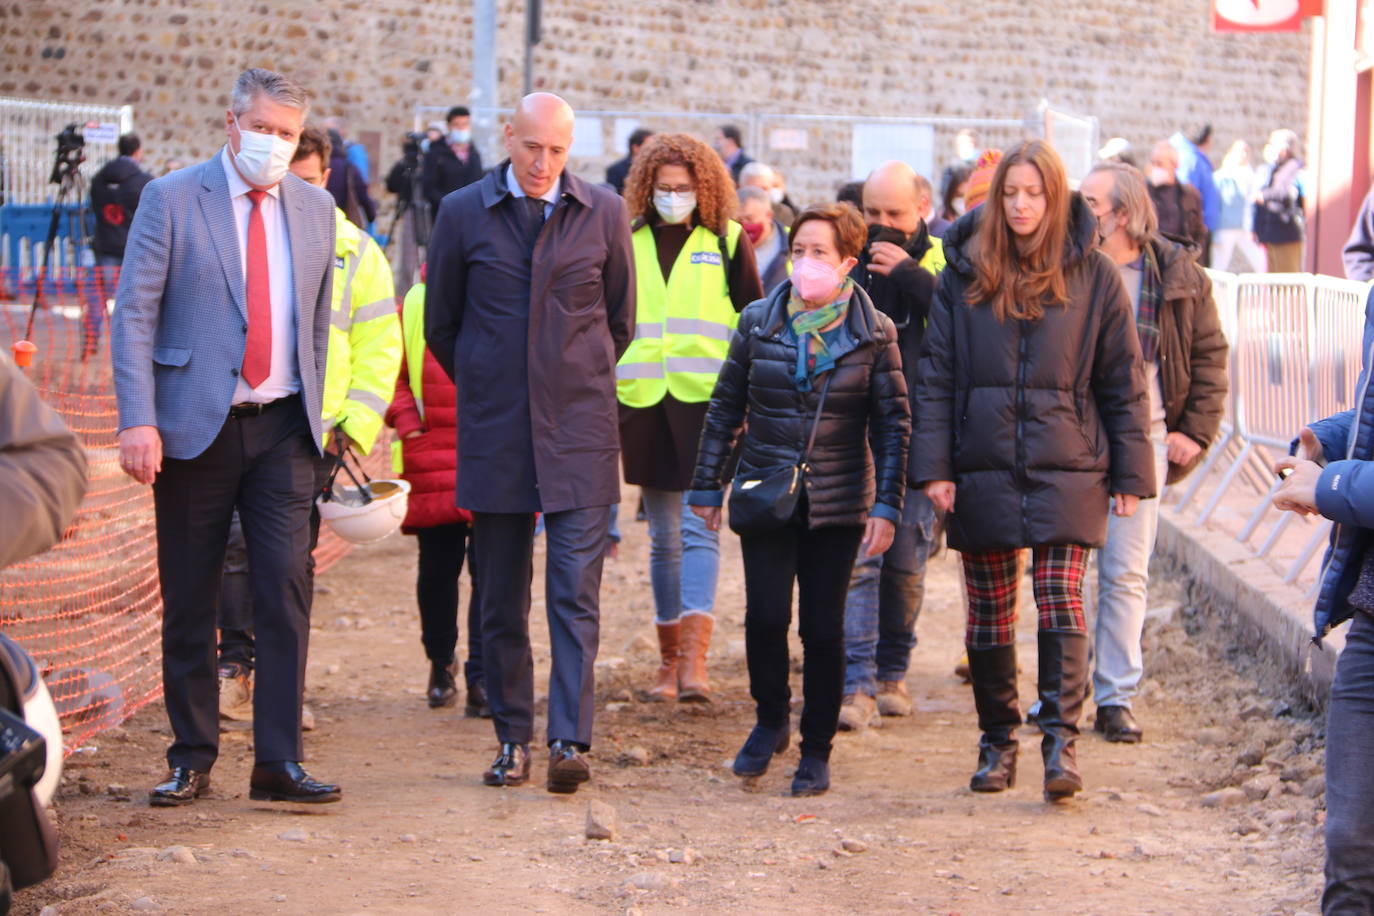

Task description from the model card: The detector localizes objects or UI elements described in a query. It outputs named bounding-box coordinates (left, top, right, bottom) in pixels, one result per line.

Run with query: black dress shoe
left=465, top=680, right=492, bottom=719
left=150, top=767, right=210, bottom=807
left=791, top=756, right=830, bottom=797
left=732, top=722, right=790, bottom=778
left=427, top=661, right=458, bottom=709
left=546, top=739, right=591, bottom=794
left=1094, top=705, right=1144, bottom=743
left=249, top=761, right=342, bottom=804
left=483, top=742, right=530, bottom=787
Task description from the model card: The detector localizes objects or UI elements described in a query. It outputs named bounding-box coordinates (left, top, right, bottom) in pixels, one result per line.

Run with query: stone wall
left=5, top=0, right=1311, bottom=206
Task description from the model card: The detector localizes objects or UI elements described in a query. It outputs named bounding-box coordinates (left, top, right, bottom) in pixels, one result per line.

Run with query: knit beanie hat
left=964, top=149, right=1004, bottom=211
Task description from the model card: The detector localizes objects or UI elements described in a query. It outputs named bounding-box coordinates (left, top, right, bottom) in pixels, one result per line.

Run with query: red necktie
left=242, top=189, right=272, bottom=389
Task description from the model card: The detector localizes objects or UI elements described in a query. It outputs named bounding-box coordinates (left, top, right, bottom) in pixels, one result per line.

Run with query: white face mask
left=1148, top=166, right=1173, bottom=187
left=654, top=190, right=696, bottom=224
left=768, top=186, right=784, bottom=205
left=232, top=116, right=296, bottom=187
left=951, top=198, right=966, bottom=216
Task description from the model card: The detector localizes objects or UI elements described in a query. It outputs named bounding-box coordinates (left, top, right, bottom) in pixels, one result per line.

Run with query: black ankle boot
left=427, top=660, right=458, bottom=709
left=732, top=722, right=790, bottom=778
left=967, top=645, right=1020, bottom=792
left=1037, top=630, right=1089, bottom=802
left=790, top=756, right=830, bottom=797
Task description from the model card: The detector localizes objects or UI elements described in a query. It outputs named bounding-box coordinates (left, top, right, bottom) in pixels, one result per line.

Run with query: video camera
left=48, top=123, right=85, bottom=186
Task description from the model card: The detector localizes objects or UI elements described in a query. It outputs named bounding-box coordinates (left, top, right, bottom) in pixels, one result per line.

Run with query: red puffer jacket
left=385, top=305, right=472, bottom=532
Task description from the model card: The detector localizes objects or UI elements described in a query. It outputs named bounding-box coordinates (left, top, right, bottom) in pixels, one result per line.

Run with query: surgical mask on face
left=232, top=116, right=296, bottom=187
left=768, top=187, right=784, bottom=205
left=951, top=198, right=966, bottom=216
left=741, top=221, right=766, bottom=244
left=654, top=190, right=696, bottom=224
left=449, top=129, right=471, bottom=145
left=792, top=256, right=845, bottom=303
left=1148, top=166, right=1172, bottom=187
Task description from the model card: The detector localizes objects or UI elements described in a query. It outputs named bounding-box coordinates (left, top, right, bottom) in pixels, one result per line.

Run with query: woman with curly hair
left=617, top=132, right=763, bottom=704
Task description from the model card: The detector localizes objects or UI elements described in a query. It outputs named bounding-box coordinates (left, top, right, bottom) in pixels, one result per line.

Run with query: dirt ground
left=14, top=507, right=1328, bottom=916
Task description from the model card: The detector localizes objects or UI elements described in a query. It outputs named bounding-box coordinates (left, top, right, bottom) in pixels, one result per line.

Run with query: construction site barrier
left=0, top=266, right=391, bottom=752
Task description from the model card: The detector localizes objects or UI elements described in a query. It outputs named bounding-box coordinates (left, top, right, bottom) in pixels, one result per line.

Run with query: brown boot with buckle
left=677, top=613, right=714, bottom=703
left=647, top=622, right=681, bottom=702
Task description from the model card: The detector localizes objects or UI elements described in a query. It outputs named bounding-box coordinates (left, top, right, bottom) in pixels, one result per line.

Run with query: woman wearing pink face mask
left=689, top=204, right=911, bottom=797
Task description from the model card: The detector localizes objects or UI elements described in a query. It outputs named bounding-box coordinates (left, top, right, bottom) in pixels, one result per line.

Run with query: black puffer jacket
left=690, top=280, right=911, bottom=529
left=913, top=196, right=1156, bottom=553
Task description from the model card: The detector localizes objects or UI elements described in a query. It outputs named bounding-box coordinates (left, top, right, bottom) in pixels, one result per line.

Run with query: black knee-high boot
left=967, top=644, right=1021, bottom=792
left=1037, top=629, right=1089, bottom=801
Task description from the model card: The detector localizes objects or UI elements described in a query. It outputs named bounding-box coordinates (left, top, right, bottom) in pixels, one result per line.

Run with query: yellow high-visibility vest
left=616, top=221, right=741, bottom=408
left=390, top=281, right=429, bottom=476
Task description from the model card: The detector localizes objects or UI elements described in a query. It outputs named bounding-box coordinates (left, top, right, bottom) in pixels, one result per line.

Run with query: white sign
left=83, top=121, right=119, bottom=144
left=768, top=128, right=809, bottom=152
left=850, top=123, right=936, bottom=183
left=571, top=115, right=604, bottom=158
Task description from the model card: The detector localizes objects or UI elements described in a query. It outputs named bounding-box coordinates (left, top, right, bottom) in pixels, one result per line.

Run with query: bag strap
left=799, top=372, right=834, bottom=470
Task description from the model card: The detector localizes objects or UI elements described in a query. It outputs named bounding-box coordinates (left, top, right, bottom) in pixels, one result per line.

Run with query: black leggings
left=415, top=523, right=484, bottom=686
left=740, top=520, right=865, bottom=761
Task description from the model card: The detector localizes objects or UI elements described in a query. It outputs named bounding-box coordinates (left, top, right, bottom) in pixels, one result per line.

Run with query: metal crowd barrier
left=1168, top=270, right=1373, bottom=591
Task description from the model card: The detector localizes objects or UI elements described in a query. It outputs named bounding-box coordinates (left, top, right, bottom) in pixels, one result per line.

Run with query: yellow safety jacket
left=321, top=208, right=402, bottom=454
left=390, top=282, right=428, bottom=476
left=919, top=235, right=947, bottom=280
left=616, top=221, right=742, bottom=408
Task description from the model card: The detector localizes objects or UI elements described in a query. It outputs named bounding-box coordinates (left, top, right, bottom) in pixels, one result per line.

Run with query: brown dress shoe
left=150, top=767, right=211, bottom=807
left=647, top=622, right=680, bottom=702
left=547, top=740, right=591, bottom=794
left=678, top=613, right=714, bottom=703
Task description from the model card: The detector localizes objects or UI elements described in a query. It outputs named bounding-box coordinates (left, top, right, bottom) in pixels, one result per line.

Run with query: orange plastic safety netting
left=0, top=266, right=388, bottom=752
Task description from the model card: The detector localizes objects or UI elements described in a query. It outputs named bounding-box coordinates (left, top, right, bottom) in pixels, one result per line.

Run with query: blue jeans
left=1325, top=609, right=1374, bottom=913
left=641, top=487, right=720, bottom=622
left=843, top=493, right=939, bottom=696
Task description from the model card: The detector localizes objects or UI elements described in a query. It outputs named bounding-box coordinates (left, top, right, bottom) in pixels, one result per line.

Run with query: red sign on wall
left=1212, top=0, right=1324, bottom=32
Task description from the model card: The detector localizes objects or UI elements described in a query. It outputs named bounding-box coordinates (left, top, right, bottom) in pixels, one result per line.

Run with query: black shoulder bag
left=727, top=372, right=833, bottom=535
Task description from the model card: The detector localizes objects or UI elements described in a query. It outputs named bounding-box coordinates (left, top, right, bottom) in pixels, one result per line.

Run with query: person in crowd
left=1078, top=162, right=1229, bottom=744
left=323, top=115, right=370, bottom=184
left=90, top=133, right=154, bottom=270
left=386, top=266, right=489, bottom=717
left=836, top=161, right=945, bottom=732
left=914, top=140, right=1155, bottom=803
left=326, top=127, right=376, bottom=230
left=1212, top=141, right=1267, bottom=272
left=1342, top=184, right=1374, bottom=282
left=425, top=93, right=634, bottom=794
left=617, top=133, right=763, bottom=704
left=771, top=167, right=800, bottom=219
left=739, top=186, right=789, bottom=293
left=112, top=68, right=342, bottom=806
left=1170, top=125, right=1220, bottom=239
left=1147, top=141, right=1208, bottom=251
left=422, top=105, right=485, bottom=214
left=963, top=149, right=1002, bottom=211
left=1097, top=137, right=1138, bottom=169
left=605, top=127, right=654, bottom=195
left=929, top=163, right=971, bottom=239
left=689, top=203, right=911, bottom=797
left=714, top=124, right=754, bottom=184
left=214, top=125, right=402, bottom=725
left=0, top=349, right=88, bottom=570
left=939, top=128, right=980, bottom=203
left=1271, top=290, right=1374, bottom=912
left=1253, top=128, right=1306, bottom=273
left=739, top=161, right=796, bottom=226
left=836, top=181, right=864, bottom=210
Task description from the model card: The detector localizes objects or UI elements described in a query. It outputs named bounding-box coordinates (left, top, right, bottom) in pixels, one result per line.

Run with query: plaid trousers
left=961, top=545, right=1090, bottom=648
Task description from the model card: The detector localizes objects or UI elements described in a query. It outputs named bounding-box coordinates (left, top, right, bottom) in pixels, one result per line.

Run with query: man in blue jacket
left=1170, top=126, right=1220, bottom=238
left=1274, top=288, right=1374, bottom=912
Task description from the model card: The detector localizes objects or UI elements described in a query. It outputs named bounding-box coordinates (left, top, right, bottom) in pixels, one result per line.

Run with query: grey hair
left=1268, top=128, right=1303, bottom=160
left=231, top=68, right=311, bottom=117
left=1088, top=161, right=1158, bottom=246
left=737, top=185, right=771, bottom=207
left=738, top=161, right=775, bottom=185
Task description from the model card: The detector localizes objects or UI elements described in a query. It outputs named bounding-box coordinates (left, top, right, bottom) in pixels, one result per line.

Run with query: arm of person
left=867, top=313, right=911, bottom=526
left=885, top=255, right=938, bottom=326
left=1343, top=188, right=1374, bottom=283
left=336, top=239, right=402, bottom=454
left=0, top=353, right=89, bottom=568
left=1170, top=267, right=1230, bottom=456
left=1091, top=262, right=1157, bottom=501
left=602, top=195, right=637, bottom=360
left=423, top=198, right=467, bottom=381
left=688, top=316, right=754, bottom=510
left=727, top=230, right=764, bottom=312
left=911, top=270, right=959, bottom=488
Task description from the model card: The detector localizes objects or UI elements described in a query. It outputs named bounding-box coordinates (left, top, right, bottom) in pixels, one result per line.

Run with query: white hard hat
left=0, top=634, right=62, bottom=807
left=317, top=479, right=411, bottom=544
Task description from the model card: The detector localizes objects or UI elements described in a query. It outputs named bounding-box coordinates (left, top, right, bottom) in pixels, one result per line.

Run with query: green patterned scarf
left=788, top=277, right=854, bottom=391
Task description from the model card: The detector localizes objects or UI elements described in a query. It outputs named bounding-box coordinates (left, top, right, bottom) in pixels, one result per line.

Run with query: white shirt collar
left=505, top=165, right=560, bottom=206
left=221, top=146, right=283, bottom=200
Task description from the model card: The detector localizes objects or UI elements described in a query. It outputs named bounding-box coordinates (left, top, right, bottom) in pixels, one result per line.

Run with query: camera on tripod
left=49, top=124, right=86, bottom=186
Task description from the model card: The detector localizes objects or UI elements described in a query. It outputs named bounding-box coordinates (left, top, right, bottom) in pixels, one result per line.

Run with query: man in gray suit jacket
left=112, top=68, right=341, bottom=807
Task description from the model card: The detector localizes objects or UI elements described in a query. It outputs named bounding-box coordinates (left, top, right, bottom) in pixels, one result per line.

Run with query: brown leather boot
left=647, top=622, right=681, bottom=702
left=678, top=613, right=714, bottom=703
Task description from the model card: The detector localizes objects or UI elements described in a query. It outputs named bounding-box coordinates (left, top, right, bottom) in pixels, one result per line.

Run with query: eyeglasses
left=654, top=184, right=693, bottom=195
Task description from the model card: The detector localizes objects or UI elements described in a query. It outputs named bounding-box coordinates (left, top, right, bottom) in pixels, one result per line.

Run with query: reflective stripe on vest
left=616, top=221, right=741, bottom=408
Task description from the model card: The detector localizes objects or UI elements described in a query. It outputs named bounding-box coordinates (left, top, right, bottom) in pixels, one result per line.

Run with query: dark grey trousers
left=1325, top=609, right=1374, bottom=914
left=471, top=506, right=609, bottom=749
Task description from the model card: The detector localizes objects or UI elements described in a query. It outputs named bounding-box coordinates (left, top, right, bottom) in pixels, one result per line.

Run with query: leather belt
left=228, top=393, right=299, bottom=418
